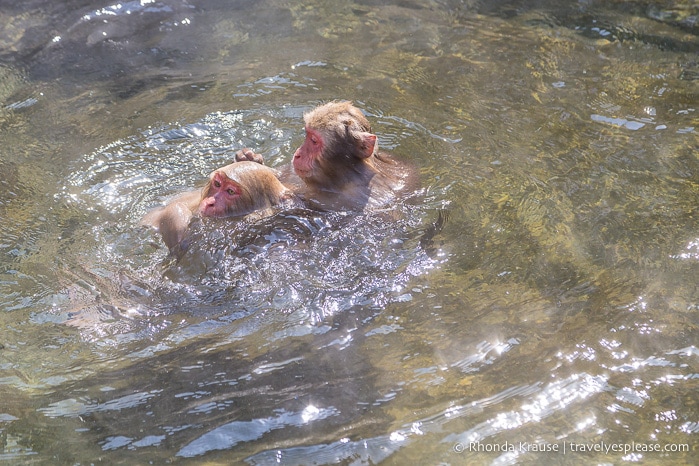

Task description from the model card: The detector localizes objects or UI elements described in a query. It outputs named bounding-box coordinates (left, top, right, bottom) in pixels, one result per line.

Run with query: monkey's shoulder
left=371, top=151, right=419, bottom=193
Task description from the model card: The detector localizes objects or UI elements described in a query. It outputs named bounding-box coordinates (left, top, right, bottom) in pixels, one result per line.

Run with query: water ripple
left=177, top=405, right=340, bottom=458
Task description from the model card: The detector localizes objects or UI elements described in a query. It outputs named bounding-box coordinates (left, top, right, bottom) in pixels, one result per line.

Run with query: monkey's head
left=293, top=101, right=378, bottom=189
left=199, top=162, right=286, bottom=217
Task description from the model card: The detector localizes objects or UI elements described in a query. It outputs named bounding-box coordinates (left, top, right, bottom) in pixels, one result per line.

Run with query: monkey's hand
left=235, top=148, right=264, bottom=164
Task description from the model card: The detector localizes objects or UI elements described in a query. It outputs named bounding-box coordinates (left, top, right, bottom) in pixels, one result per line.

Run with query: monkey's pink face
left=199, top=172, right=242, bottom=218
left=293, top=127, right=324, bottom=180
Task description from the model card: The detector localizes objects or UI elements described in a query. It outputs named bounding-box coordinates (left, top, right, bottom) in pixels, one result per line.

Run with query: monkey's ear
left=356, top=131, right=377, bottom=159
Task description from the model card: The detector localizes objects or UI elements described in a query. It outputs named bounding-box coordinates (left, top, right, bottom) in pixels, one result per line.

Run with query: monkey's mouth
left=199, top=202, right=227, bottom=218
left=292, top=155, right=313, bottom=179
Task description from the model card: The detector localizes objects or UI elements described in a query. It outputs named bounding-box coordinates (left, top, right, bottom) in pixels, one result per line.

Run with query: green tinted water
left=0, top=0, right=697, bottom=464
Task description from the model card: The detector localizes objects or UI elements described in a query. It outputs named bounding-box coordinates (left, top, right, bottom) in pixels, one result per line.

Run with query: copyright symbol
left=453, top=442, right=465, bottom=453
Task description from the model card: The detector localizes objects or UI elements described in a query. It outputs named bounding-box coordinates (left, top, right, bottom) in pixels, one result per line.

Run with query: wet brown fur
left=142, top=161, right=291, bottom=249
left=203, top=162, right=288, bottom=216
left=294, top=101, right=418, bottom=210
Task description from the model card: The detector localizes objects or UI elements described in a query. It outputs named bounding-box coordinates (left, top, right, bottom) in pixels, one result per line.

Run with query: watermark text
left=453, top=440, right=690, bottom=455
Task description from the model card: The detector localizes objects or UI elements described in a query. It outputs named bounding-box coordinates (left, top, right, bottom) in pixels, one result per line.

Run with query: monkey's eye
left=213, top=180, right=221, bottom=188
left=226, top=188, right=235, bottom=196
left=310, top=135, right=318, bottom=145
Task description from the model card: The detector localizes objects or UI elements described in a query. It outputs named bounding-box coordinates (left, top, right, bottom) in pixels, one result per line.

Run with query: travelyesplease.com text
left=453, top=440, right=690, bottom=455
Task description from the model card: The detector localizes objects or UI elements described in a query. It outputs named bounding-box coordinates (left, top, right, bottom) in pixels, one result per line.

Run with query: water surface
left=0, top=0, right=697, bottom=464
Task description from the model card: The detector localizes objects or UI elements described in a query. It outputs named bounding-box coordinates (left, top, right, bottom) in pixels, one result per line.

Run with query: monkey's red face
left=293, top=127, right=324, bottom=180
left=199, top=171, right=242, bottom=217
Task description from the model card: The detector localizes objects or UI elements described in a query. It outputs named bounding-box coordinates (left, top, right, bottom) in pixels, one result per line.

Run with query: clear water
left=0, top=0, right=697, bottom=464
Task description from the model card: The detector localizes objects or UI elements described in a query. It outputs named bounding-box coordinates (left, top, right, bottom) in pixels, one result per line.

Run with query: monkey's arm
left=141, top=190, right=200, bottom=249
left=235, top=148, right=264, bottom=164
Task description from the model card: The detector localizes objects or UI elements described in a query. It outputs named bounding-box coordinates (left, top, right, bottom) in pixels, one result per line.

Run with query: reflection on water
left=0, top=0, right=697, bottom=464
